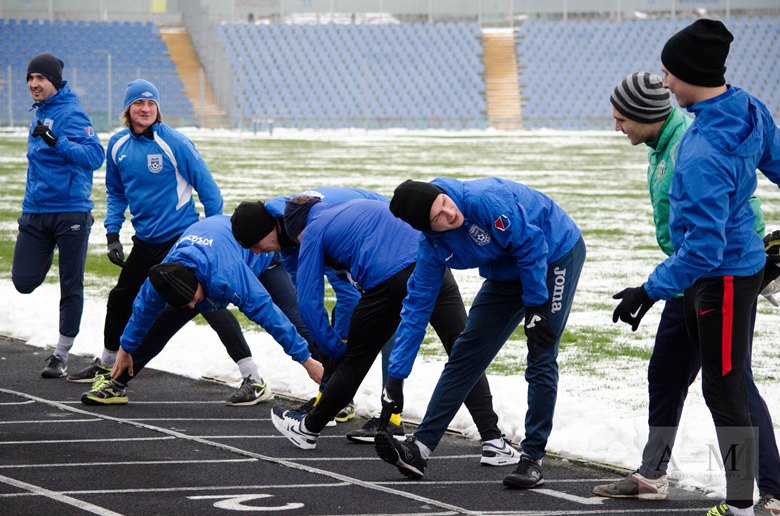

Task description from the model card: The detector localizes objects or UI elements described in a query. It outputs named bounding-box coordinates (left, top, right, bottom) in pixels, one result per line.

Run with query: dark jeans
left=683, top=271, right=764, bottom=509
left=640, top=295, right=780, bottom=498
left=415, top=236, right=586, bottom=460
left=306, top=264, right=501, bottom=442
left=12, top=212, right=93, bottom=338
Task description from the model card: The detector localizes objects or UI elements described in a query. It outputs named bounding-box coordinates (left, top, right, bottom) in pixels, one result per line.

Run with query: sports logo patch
left=84, top=126, right=95, bottom=137
left=142, top=91, right=154, bottom=98
left=468, top=224, right=491, bottom=246
left=494, top=214, right=511, bottom=231
left=147, top=154, right=163, bottom=173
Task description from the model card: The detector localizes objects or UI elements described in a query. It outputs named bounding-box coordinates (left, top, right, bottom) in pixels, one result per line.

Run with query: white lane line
left=0, top=388, right=480, bottom=515
left=0, top=482, right=350, bottom=497
left=0, top=400, right=35, bottom=405
left=54, top=400, right=227, bottom=405
left=0, top=458, right=256, bottom=469
left=533, top=488, right=604, bottom=505
left=475, top=509, right=713, bottom=515
left=0, top=436, right=175, bottom=445
left=0, top=419, right=101, bottom=424
left=0, top=474, right=122, bottom=516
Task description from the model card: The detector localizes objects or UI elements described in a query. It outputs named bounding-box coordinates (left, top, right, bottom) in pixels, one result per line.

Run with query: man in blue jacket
left=12, top=53, right=105, bottom=379
left=611, top=20, right=780, bottom=516
left=80, top=215, right=323, bottom=405
left=596, top=73, right=780, bottom=514
left=66, top=79, right=267, bottom=406
left=375, top=177, right=585, bottom=488
left=269, top=197, right=519, bottom=467
left=232, top=187, right=398, bottom=439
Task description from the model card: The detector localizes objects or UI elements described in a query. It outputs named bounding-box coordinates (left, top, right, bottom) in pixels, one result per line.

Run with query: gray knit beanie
left=611, top=72, right=672, bottom=124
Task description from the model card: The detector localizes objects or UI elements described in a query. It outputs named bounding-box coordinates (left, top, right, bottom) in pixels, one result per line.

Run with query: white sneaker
left=271, top=405, right=319, bottom=450
left=480, top=435, right=521, bottom=466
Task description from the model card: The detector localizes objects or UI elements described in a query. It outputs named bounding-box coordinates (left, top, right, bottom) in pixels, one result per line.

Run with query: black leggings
left=683, top=270, right=763, bottom=509
left=306, top=264, right=501, bottom=441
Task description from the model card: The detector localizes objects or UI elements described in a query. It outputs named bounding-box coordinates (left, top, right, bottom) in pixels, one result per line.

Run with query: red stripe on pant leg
left=721, top=276, right=734, bottom=376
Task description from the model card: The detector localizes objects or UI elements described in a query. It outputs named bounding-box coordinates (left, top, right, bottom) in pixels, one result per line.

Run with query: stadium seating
left=516, top=16, right=780, bottom=129
left=0, top=19, right=194, bottom=130
left=215, top=21, right=487, bottom=129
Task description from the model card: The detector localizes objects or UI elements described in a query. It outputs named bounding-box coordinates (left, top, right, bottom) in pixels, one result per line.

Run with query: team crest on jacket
left=468, top=224, right=491, bottom=246
left=494, top=214, right=511, bottom=231
left=147, top=154, right=163, bottom=173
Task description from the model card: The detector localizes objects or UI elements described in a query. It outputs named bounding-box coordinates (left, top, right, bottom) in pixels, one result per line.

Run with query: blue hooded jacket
left=265, top=187, right=389, bottom=340
left=295, top=199, right=419, bottom=359
left=645, top=87, right=780, bottom=300
left=120, top=216, right=310, bottom=363
left=24, top=81, right=104, bottom=213
left=388, top=176, right=581, bottom=379
left=105, top=122, right=223, bottom=243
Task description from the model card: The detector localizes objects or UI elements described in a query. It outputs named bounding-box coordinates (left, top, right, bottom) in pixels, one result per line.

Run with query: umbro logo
left=69, top=224, right=81, bottom=231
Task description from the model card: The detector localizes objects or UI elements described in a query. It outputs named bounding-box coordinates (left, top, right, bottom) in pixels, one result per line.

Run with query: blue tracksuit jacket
left=265, top=187, right=389, bottom=340
left=388, top=176, right=581, bottom=379
left=23, top=81, right=104, bottom=213
left=105, top=122, right=223, bottom=243
left=120, top=216, right=310, bottom=362
left=645, top=87, right=780, bottom=301
left=295, top=199, right=419, bottom=359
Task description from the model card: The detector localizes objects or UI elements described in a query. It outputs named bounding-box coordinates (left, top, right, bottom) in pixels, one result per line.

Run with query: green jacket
left=646, top=107, right=764, bottom=258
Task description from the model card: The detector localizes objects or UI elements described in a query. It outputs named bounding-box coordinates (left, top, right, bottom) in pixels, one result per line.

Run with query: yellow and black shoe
left=81, top=376, right=128, bottom=405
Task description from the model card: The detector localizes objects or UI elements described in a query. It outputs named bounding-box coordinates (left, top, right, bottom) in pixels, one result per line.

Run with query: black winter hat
left=231, top=201, right=278, bottom=248
left=27, top=53, right=64, bottom=89
left=283, top=197, right=321, bottom=242
left=148, top=262, right=198, bottom=308
left=661, top=19, right=733, bottom=87
left=389, top=179, right=443, bottom=232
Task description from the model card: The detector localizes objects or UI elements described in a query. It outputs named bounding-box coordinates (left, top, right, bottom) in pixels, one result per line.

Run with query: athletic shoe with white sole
left=346, top=415, right=406, bottom=443
left=271, top=405, right=319, bottom=450
left=67, top=357, right=111, bottom=383
left=375, top=431, right=426, bottom=479
left=480, top=435, right=521, bottom=466
left=755, top=491, right=780, bottom=516
left=226, top=376, right=273, bottom=406
left=41, top=354, right=67, bottom=378
left=592, top=472, right=668, bottom=500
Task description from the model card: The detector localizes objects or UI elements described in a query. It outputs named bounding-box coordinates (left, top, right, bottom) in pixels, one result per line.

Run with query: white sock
left=727, top=505, right=754, bottom=516
left=237, top=357, right=260, bottom=380
left=484, top=436, right=504, bottom=446
left=55, top=335, right=74, bottom=363
left=101, top=349, right=117, bottom=367
left=415, top=439, right=431, bottom=460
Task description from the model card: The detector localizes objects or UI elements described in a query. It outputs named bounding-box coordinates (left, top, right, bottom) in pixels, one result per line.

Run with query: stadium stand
left=0, top=19, right=194, bottom=130
left=516, top=16, right=780, bottom=129
left=215, top=21, right=487, bottom=130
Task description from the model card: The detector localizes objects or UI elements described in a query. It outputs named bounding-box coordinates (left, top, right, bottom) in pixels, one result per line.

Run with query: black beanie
left=661, top=19, right=733, bottom=87
left=148, top=262, right=198, bottom=308
left=231, top=201, right=278, bottom=248
left=27, top=53, right=64, bottom=89
left=389, top=180, right=443, bottom=232
left=283, top=197, right=321, bottom=242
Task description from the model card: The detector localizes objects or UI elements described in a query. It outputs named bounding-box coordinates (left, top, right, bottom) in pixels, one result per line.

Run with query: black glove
left=106, top=233, right=125, bottom=268
left=761, top=260, right=780, bottom=292
left=377, top=376, right=403, bottom=431
left=523, top=305, right=557, bottom=348
left=764, top=230, right=780, bottom=262
left=612, top=284, right=655, bottom=331
left=32, top=121, right=58, bottom=147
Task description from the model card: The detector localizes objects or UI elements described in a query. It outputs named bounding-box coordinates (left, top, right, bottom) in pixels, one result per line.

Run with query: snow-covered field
left=1, top=128, right=777, bottom=500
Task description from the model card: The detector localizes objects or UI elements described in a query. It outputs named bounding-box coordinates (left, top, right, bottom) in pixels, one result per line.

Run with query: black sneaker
left=226, top=376, right=274, bottom=406
left=80, top=375, right=128, bottom=405
left=503, top=454, right=544, bottom=489
left=41, top=354, right=67, bottom=378
left=67, top=358, right=111, bottom=383
left=375, top=431, right=426, bottom=479
left=297, top=396, right=318, bottom=413
left=346, top=416, right=406, bottom=443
